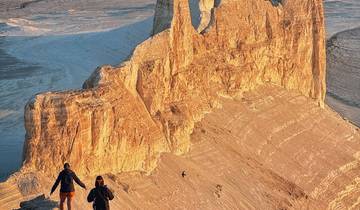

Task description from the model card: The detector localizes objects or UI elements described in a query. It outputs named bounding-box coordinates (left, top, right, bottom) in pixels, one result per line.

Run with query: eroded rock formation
left=8, top=1, right=360, bottom=209
left=21, top=0, right=326, bottom=179
left=3, top=86, right=360, bottom=209
left=196, top=0, right=219, bottom=32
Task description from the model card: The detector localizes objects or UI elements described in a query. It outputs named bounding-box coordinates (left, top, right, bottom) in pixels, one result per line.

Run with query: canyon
left=1, top=0, right=360, bottom=209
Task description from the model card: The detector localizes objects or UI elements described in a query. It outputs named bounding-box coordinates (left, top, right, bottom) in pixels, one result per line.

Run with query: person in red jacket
left=50, top=163, right=87, bottom=210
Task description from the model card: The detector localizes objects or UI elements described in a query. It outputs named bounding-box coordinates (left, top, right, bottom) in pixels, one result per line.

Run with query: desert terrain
left=0, top=0, right=359, bottom=209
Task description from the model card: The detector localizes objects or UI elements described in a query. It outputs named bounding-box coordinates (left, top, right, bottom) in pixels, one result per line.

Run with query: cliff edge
left=4, top=0, right=355, bottom=209
left=22, top=0, right=326, bottom=178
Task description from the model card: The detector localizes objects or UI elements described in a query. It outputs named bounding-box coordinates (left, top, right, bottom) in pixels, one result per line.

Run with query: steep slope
left=1, top=86, right=360, bottom=209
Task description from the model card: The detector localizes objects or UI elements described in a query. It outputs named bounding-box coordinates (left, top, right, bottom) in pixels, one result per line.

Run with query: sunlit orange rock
left=22, top=0, right=326, bottom=178
left=0, top=0, right=339, bottom=209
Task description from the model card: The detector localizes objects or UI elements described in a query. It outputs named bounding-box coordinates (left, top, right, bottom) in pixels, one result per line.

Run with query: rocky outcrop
left=3, top=85, right=360, bottom=210
left=18, top=194, right=57, bottom=210
left=197, top=0, right=220, bottom=32
left=21, top=0, right=326, bottom=179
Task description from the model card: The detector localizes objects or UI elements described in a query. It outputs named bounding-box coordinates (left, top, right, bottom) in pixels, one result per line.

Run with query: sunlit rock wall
left=22, top=0, right=326, bottom=177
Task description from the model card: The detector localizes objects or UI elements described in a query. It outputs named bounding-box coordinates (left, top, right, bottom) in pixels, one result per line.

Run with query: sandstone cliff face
left=3, top=86, right=360, bottom=210
left=22, top=0, right=326, bottom=178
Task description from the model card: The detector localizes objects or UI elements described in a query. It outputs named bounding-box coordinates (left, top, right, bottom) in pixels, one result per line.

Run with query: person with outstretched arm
left=50, top=163, right=87, bottom=210
left=87, top=176, right=114, bottom=210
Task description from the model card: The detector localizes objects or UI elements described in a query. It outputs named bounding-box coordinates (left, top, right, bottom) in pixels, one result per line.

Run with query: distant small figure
left=50, top=163, right=87, bottom=210
left=181, top=171, right=187, bottom=178
left=87, top=176, right=114, bottom=210
left=215, top=184, right=223, bottom=198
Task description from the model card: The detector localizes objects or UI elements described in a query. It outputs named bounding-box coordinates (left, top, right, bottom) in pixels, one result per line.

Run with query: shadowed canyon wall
left=21, top=0, right=326, bottom=178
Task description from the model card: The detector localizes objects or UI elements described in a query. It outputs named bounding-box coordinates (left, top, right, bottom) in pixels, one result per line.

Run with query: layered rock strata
left=2, top=86, right=360, bottom=209
left=21, top=0, right=326, bottom=179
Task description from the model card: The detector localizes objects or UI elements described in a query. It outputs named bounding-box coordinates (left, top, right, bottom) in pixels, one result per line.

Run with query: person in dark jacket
left=87, top=176, right=114, bottom=210
left=270, top=0, right=282, bottom=6
left=50, top=163, right=87, bottom=210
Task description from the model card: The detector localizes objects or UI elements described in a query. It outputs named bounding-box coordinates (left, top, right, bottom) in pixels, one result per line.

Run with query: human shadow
left=16, top=194, right=58, bottom=210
